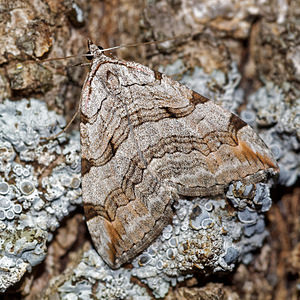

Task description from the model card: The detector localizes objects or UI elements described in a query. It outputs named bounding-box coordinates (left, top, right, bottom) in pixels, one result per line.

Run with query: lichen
left=0, top=99, right=81, bottom=292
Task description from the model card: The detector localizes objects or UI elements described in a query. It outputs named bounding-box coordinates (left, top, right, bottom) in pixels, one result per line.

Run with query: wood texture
left=80, top=43, right=279, bottom=269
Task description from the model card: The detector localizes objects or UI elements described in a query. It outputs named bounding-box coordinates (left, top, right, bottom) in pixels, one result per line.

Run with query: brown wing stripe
left=191, top=91, right=209, bottom=104
left=84, top=203, right=109, bottom=221
left=230, top=113, right=247, bottom=131
left=81, top=158, right=92, bottom=176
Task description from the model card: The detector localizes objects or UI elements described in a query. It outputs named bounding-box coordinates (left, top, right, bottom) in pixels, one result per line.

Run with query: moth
left=80, top=42, right=279, bottom=269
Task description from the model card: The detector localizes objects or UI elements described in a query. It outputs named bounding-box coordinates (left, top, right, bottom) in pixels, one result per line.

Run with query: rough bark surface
left=1, top=0, right=299, bottom=299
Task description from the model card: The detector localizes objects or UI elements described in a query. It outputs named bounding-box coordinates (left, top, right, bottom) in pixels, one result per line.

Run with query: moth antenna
left=68, top=62, right=92, bottom=68
left=98, top=36, right=183, bottom=53
left=37, top=38, right=161, bottom=64
left=38, top=54, right=84, bottom=63
left=38, top=34, right=190, bottom=65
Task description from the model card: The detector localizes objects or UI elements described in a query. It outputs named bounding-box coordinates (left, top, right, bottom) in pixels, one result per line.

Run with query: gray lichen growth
left=0, top=99, right=81, bottom=292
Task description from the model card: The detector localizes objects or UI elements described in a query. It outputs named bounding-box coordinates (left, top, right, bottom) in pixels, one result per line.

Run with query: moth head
left=86, top=40, right=104, bottom=60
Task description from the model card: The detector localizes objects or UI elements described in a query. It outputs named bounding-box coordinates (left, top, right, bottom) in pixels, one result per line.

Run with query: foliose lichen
left=0, top=99, right=81, bottom=292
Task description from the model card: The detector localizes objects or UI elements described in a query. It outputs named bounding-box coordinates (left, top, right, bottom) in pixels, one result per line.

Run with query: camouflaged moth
left=80, top=42, right=279, bottom=269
